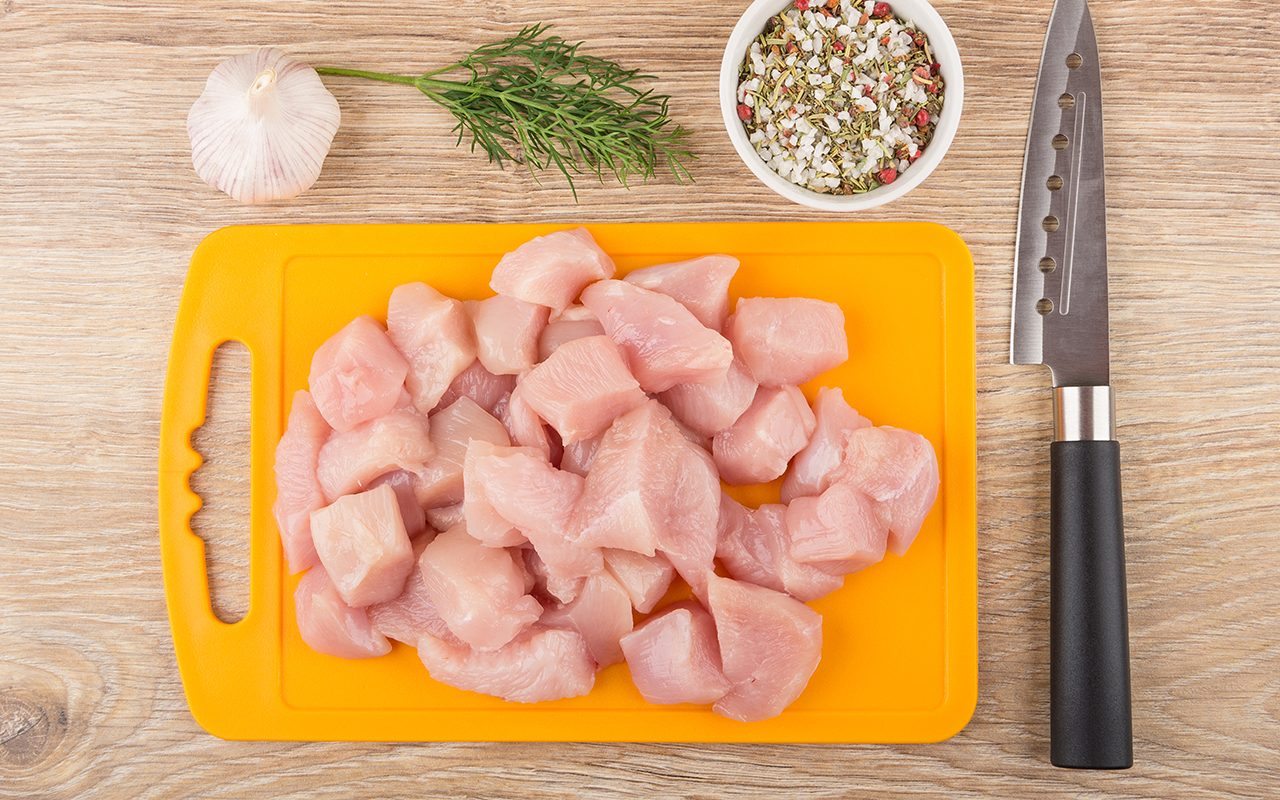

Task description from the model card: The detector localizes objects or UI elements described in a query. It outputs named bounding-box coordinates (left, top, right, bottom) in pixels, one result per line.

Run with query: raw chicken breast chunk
left=437, top=360, right=516, bottom=415
left=418, top=524, right=542, bottom=651
left=315, top=406, right=434, bottom=500
left=386, top=282, right=476, bottom=414
left=622, top=254, right=738, bottom=331
left=781, top=387, right=871, bottom=502
left=425, top=503, right=464, bottom=532
left=538, top=317, right=606, bottom=361
left=727, top=297, right=848, bottom=387
left=418, top=626, right=596, bottom=703
left=309, top=483, right=415, bottom=607
left=368, top=470, right=427, bottom=538
left=308, top=315, right=409, bottom=432
left=833, top=426, right=940, bottom=556
left=581, top=279, right=733, bottom=392
left=294, top=566, right=391, bottom=659
left=785, top=481, right=887, bottom=572
left=541, top=571, right=634, bottom=666
left=713, top=385, right=816, bottom=485
left=368, top=535, right=460, bottom=647
left=468, top=294, right=550, bottom=375
left=518, top=335, right=646, bottom=444
left=465, top=441, right=600, bottom=582
left=716, top=496, right=844, bottom=602
left=574, top=401, right=722, bottom=595
left=707, top=575, right=822, bottom=722
left=272, top=391, right=330, bottom=573
left=414, top=396, right=510, bottom=508
left=603, top=549, right=675, bottom=614
left=490, top=228, right=615, bottom=312
left=621, top=601, right=730, bottom=705
left=659, top=357, right=758, bottom=438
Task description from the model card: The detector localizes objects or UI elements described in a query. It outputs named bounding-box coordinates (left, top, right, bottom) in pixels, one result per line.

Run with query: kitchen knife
left=1010, top=0, right=1133, bottom=770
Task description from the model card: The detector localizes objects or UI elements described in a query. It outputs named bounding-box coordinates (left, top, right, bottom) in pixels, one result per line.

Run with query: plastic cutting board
left=159, top=222, right=976, bottom=742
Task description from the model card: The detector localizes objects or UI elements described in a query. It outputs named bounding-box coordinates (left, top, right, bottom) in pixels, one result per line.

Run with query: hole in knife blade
left=1066, top=53, right=1083, bottom=69
left=1058, top=93, right=1075, bottom=109
left=1047, top=175, right=1063, bottom=191
left=1052, top=134, right=1069, bottom=150
left=1036, top=298, right=1054, bottom=315
left=1039, top=256, right=1056, bottom=273
left=1042, top=215, right=1060, bottom=232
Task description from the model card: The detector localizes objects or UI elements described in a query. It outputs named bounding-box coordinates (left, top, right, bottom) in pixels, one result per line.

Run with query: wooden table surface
left=2, top=0, right=1278, bottom=797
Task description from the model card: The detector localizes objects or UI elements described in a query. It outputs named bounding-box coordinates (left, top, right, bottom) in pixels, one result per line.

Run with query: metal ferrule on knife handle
left=1053, top=386, right=1114, bottom=442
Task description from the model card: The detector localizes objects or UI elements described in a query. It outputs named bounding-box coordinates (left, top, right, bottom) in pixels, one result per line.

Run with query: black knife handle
left=1050, top=439, right=1133, bottom=769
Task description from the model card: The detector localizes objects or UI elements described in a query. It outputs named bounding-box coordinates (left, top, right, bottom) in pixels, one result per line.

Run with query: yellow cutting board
left=159, top=222, right=976, bottom=742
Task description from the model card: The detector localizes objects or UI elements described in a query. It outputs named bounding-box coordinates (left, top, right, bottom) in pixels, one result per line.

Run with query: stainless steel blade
left=1010, top=0, right=1110, bottom=387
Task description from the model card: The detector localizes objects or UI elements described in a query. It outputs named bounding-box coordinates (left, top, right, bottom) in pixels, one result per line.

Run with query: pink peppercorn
left=877, top=167, right=897, bottom=184
left=736, top=103, right=752, bottom=121
left=915, top=108, right=930, bottom=127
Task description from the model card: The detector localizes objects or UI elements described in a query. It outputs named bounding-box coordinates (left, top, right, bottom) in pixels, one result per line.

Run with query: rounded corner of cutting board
left=163, top=221, right=978, bottom=743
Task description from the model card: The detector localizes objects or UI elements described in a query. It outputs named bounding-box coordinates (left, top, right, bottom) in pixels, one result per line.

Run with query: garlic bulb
left=188, top=48, right=341, bottom=204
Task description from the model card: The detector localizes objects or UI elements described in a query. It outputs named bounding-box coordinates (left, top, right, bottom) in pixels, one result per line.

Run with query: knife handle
left=1050, top=438, right=1133, bottom=769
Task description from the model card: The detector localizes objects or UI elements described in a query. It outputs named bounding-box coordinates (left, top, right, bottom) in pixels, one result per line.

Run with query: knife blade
left=1010, top=0, right=1133, bottom=770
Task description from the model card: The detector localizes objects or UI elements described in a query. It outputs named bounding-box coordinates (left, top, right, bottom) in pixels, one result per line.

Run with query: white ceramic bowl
left=720, top=0, right=964, bottom=212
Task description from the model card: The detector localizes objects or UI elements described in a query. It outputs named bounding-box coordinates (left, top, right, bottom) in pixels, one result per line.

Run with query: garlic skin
left=188, top=48, right=341, bottom=204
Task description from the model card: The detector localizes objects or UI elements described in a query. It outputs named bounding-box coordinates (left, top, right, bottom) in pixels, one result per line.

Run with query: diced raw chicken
left=716, top=496, right=844, bottom=601
left=414, top=396, right=510, bottom=508
left=780, top=387, right=872, bottom=502
left=570, top=402, right=677, bottom=556
left=518, top=335, right=647, bottom=444
left=581, top=279, right=733, bottom=392
left=603, top=549, right=676, bottom=614
left=368, top=470, right=427, bottom=538
left=490, top=228, right=615, bottom=312
left=538, top=317, right=607, bottom=362
left=620, top=601, right=730, bottom=705
left=554, top=304, right=598, bottom=322
left=785, top=481, right=887, bottom=572
left=367, top=535, right=460, bottom=647
left=418, top=525, right=542, bottom=651
left=727, top=297, right=848, bottom=387
left=308, top=315, right=409, bottom=432
left=309, top=483, right=416, bottom=607
left=558, top=433, right=601, bottom=477
left=657, top=442, right=722, bottom=598
left=272, top=391, right=330, bottom=573
left=523, top=547, right=584, bottom=605
left=426, top=503, right=464, bottom=532
left=386, top=283, right=476, bottom=414
left=466, top=441, right=600, bottom=581
left=468, top=294, right=550, bottom=375
left=712, top=386, right=816, bottom=485
left=315, top=407, right=434, bottom=501
left=294, top=566, right=391, bottom=659
left=707, top=574, right=822, bottom=722
left=573, top=401, right=720, bottom=594
left=418, top=626, right=596, bottom=703
left=832, top=426, right=940, bottom=556
left=622, top=255, right=739, bottom=331
left=541, top=571, right=634, bottom=666
left=659, top=358, right=758, bottom=438
left=461, top=440, right=527, bottom=547
left=437, top=359, right=516, bottom=416
left=495, top=385, right=554, bottom=460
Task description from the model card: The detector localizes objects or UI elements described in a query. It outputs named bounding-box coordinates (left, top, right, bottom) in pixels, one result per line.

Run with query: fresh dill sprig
left=317, top=24, right=694, bottom=199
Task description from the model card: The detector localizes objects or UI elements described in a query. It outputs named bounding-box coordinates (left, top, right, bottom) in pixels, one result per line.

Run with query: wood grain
left=2, top=0, right=1278, bottom=797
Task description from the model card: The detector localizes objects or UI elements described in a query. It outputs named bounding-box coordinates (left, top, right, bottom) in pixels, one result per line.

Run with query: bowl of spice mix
left=721, top=0, right=963, bottom=211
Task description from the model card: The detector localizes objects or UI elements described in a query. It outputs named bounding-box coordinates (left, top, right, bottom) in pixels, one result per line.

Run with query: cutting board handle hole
left=189, top=341, right=251, bottom=624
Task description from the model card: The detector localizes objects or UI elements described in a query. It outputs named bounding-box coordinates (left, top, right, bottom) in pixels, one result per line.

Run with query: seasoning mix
left=736, top=0, right=946, bottom=194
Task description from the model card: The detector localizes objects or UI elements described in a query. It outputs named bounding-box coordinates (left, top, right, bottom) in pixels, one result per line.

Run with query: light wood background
left=2, top=0, right=1277, bottom=797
